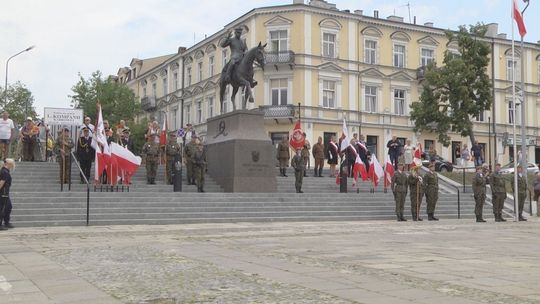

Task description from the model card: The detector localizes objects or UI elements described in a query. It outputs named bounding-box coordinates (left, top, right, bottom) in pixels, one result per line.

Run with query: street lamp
left=3, top=45, right=35, bottom=105
left=519, top=0, right=529, bottom=189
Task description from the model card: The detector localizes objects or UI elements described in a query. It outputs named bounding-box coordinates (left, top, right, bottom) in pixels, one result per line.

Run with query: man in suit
left=76, top=127, right=95, bottom=183
left=120, top=128, right=135, bottom=153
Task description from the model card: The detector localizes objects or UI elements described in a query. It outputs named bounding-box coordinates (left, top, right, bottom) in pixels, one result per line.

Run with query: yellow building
left=115, top=0, right=540, bottom=167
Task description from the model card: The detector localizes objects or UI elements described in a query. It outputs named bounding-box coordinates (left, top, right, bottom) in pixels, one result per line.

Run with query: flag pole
left=511, top=0, right=519, bottom=222
left=519, top=0, right=530, bottom=215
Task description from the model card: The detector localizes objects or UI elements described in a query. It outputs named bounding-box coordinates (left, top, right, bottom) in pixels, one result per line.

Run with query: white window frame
left=152, top=82, right=157, bottom=97
left=196, top=99, right=203, bottom=123
left=222, top=50, right=228, bottom=69
left=207, top=96, right=214, bottom=118
left=162, top=77, right=168, bottom=96
left=208, top=56, right=215, bottom=76
left=269, top=29, right=288, bottom=52
left=173, top=72, right=178, bottom=91
left=321, top=31, right=338, bottom=59
left=322, top=80, right=336, bottom=108
left=187, top=67, right=192, bottom=86
left=185, top=104, right=192, bottom=125
left=393, top=44, right=406, bottom=68
left=420, top=48, right=435, bottom=67
left=270, top=78, right=288, bottom=106
left=507, top=58, right=521, bottom=82
left=172, top=108, right=178, bottom=129
left=143, top=87, right=147, bottom=97
left=507, top=100, right=522, bottom=124
left=365, top=86, right=378, bottom=113
left=393, top=89, right=406, bottom=115
left=364, top=39, right=378, bottom=64
left=197, top=62, right=203, bottom=82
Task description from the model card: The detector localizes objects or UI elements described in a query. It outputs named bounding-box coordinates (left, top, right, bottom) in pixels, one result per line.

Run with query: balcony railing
left=259, top=105, right=296, bottom=120
left=265, top=51, right=295, bottom=65
left=141, top=96, right=156, bottom=111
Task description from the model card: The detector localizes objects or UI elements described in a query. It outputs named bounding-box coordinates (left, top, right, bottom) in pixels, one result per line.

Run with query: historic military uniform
left=164, top=132, right=182, bottom=185
left=220, top=27, right=248, bottom=83
left=472, top=167, right=487, bottom=222
left=424, top=166, right=439, bottom=221
left=408, top=168, right=424, bottom=221
left=511, top=169, right=528, bottom=221
left=184, top=137, right=198, bottom=185
left=193, top=143, right=206, bottom=192
left=490, top=168, right=507, bottom=222
left=54, top=129, right=74, bottom=184
left=277, top=140, right=290, bottom=177
left=143, top=135, right=160, bottom=184
left=119, top=128, right=135, bottom=153
left=301, top=140, right=311, bottom=177
left=291, top=150, right=305, bottom=193
left=392, top=166, right=408, bottom=221
left=76, top=128, right=95, bottom=183
left=312, top=140, right=325, bottom=177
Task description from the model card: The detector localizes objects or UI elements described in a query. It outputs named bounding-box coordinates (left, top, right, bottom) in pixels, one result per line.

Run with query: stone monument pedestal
left=205, top=110, right=277, bottom=192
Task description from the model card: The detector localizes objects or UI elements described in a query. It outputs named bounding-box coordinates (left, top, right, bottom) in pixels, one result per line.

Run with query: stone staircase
left=9, top=161, right=489, bottom=227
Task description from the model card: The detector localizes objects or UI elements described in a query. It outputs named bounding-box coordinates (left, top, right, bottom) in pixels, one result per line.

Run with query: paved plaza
left=1, top=218, right=540, bottom=303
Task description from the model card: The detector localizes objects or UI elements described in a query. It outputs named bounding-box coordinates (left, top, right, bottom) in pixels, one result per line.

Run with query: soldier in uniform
left=142, top=133, right=160, bottom=184
left=54, top=128, right=74, bottom=184
left=184, top=135, right=198, bottom=185
left=301, top=133, right=310, bottom=177
left=76, top=127, right=95, bottom=183
left=164, top=131, right=182, bottom=185
left=490, top=163, right=507, bottom=222
left=511, top=165, right=528, bottom=221
left=220, top=27, right=248, bottom=84
left=424, top=163, right=439, bottom=221
left=472, top=166, right=488, bottom=222
left=277, top=135, right=290, bottom=177
left=119, top=128, right=135, bottom=153
left=291, top=148, right=305, bottom=193
left=392, top=163, right=408, bottom=221
left=408, top=165, right=424, bottom=221
left=312, top=136, right=325, bottom=177
left=193, top=139, right=207, bottom=192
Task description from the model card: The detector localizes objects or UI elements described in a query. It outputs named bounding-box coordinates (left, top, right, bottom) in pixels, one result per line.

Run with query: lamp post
left=519, top=0, right=529, bottom=195
left=3, top=45, right=35, bottom=105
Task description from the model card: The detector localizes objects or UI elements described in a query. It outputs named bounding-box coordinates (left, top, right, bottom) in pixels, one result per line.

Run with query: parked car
left=421, top=153, right=454, bottom=172
left=499, top=162, right=539, bottom=175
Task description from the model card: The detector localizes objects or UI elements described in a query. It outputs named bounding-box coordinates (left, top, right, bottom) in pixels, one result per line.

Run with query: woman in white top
left=460, top=144, right=470, bottom=168
left=403, top=139, right=414, bottom=170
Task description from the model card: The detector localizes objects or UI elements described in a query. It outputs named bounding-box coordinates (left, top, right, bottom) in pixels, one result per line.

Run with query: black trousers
left=80, top=159, right=92, bottom=182
left=0, top=197, right=12, bottom=225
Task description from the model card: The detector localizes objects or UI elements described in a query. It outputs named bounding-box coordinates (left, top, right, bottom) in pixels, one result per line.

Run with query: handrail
left=438, top=172, right=461, bottom=219
left=70, top=151, right=91, bottom=226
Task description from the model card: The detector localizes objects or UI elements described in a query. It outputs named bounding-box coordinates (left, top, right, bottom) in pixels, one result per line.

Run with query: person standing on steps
left=0, top=159, right=14, bottom=230
left=424, top=163, right=439, bottom=221
left=472, top=166, right=488, bottom=222
left=489, top=163, right=507, bottom=222
left=327, top=135, right=338, bottom=177
left=408, top=166, right=424, bottom=221
left=386, top=136, right=401, bottom=170
left=312, top=136, right=324, bottom=177
left=511, top=165, right=528, bottom=221
left=0, top=112, right=15, bottom=161
left=301, top=133, right=310, bottom=177
left=184, top=135, right=198, bottom=185
left=291, top=148, right=305, bottom=193
left=277, top=135, right=290, bottom=177
left=193, top=139, right=207, bottom=193
left=164, top=131, right=182, bottom=185
left=391, top=163, right=408, bottom=221
left=76, top=127, right=95, bottom=183
left=143, top=133, right=160, bottom=184
left=54, top=128, right=74, bottom=184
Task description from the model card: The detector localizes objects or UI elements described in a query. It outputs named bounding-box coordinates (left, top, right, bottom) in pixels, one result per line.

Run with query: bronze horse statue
left=219, top=42, right=266, bottom=113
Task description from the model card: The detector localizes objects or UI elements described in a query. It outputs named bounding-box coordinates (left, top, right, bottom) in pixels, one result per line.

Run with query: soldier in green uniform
left=193, top=140, right=206, bottom=192
left=143, top=133, right=160, bottom=184
left=291, top=148, right=305, bottom=193
left=424, top=163, right=439, bottom=221
left=301, top=133, right=310, bottom=177
left=54, top=128, right=74, bottom=184
left=391, top=163, right=408, bottom=221
left=408, top=166, right=424, bottom=221
left=472, top=166, right=488, bottom=222
left=490, top=163, right=507, bottom=222
left=164, top=131, right=182, bottom=185
left=277, top=135, right=290, bottom=177
left=184, top=135, right=198, bottom=185
left=511, top=165, right=528, bottom=221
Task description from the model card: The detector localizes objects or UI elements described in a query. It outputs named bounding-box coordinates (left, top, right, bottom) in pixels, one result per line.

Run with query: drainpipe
left=491, top=38, right=497, bottom=169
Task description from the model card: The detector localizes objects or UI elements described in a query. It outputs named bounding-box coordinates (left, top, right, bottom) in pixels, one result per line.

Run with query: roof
left=130, top=54, right=175, bottom=77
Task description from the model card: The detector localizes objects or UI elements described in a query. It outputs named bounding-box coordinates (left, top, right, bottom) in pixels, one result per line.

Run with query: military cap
left=122, top=128, right=130, bottom=134
left=81, top=126, right=88, bottom=131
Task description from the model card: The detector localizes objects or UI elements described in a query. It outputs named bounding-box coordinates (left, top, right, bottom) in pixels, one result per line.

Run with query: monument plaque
left=205, top=110, right=277, bottom=192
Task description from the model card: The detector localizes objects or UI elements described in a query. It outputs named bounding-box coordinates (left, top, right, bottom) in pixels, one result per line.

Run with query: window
left=322, top=80, right=335, bottom=108
left=393, top=44, right=405, bottom=68
left=197, top=62, right=203, bottom=82
left=208, top=96, right=214, bottom=118
left=507, top=59, right=520, bottom=81
left=365, top=86, right=377, bottom=112
left=162, top=78, right=168, bottom=96
left=187, top=67, right=192, bottom=86
left=143, top=87, right=147, bottom=97
left=270, top=30, right=288, bottom=52
left=271, top=79, right=288, bottom=106
left=475, top=111, right=485, bottom=122
left=173, top=72, right=178, bottom=91
left=196, top=100, right=202, bottom=123
left=421, top=48, right=434, bottom=66
left=270, top=132, right=289, bottom=146
left=185, top=104, right=191, bottom=124
left=322, top=33, right=336, bottom=58
left=222, top=50, right=228, bottom=68
left=394, top=89, right=405, bottom=115
left=209, top=56, right=215, bottom=76
left=364, top=40, right=377, bottom=64
left=366, top=135, right=378, bottom=157
left=172, top=108, right=177, bottom=129
left=508, top=100, right=515, bottom=124
left=152, top=83, right=157, bottom=97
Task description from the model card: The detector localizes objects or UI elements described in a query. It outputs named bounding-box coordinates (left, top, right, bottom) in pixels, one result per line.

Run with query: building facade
left=115, top=0, right=540, bottom=166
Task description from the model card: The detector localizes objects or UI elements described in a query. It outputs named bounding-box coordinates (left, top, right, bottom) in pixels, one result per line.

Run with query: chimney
left=387, top=16, right=404, bottom=22
left=424, top=22, right=434, bottom=27
left=413, top=16, right=416, bottom=24
left=497, top=33, right=507, bottom=39
left=178, top=46, right=187, bottom=54
left=354, top=9, right=363, bottom=15
left=485, top=23, right=499, bottom=38
left=343, top=9, right=350, bottom=13
left=374, top=10, right=379, bottom=18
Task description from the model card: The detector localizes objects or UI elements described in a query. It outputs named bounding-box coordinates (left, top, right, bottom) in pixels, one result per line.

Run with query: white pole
left=511, top=0, right=519, bottom=222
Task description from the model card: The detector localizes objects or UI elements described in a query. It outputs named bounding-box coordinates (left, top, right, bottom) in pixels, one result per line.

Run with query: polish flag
left=289, top=119, right=305, bottom=151
left=412, top=143, right=423, bottom=168
left=384, top=155, right=395, bottom=189
left=513, top=0, right=527, bottom=38
left=369, top=154, right=384, bottom=188
left=94, top=104, right=111, bottom=184
left=353, top=155, right=369, bottom=184
left=160, top=115, right=167, bottom=146
left=110, top=142, right=142, bottom=185
left=339, top=118, right=350, bottom=152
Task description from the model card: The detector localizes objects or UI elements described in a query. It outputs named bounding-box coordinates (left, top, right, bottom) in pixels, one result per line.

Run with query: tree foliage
left=70, top=71, right=141, bottom=125
left=410, top=24, right=492, bottom=146
left=0, top=81, right=38, bottom=125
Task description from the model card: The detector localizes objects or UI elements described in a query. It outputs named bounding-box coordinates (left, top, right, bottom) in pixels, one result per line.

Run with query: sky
left=1, top=0, right=538, bottom=118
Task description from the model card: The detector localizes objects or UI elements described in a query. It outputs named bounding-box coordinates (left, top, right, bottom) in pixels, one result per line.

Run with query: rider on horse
left=220, top=27, right=247, bottom=83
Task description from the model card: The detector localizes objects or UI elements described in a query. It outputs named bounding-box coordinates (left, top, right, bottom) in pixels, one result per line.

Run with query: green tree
left=0, top=81, right=38, bottom=125
left=410, top=24, right=492, bottom=146
left=70, top=71, right=141, bottom=125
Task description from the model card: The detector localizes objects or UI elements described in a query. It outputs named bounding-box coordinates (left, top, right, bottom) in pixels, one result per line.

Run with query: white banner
left=43, top=107, right=84, bottom=125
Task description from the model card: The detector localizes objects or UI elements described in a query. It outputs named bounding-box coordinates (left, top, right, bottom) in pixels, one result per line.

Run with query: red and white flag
left=339, top=118, right=350, bottom=152
left=353, top=155, right=369, bottom=184
left=512, top=0, right=527, bottom=38
left=94, top=104, right=111, bottom=184
left=110, top=142, right=142, bottom=185
left=412, top=143, right=423, bottom=168
left=160, top=115, right=167, bottom=146
left=369, top=154, right=384, bottom=188
left=384, top=155, right=395, bottom=189
left=289, top=119, right=305, bottom=151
